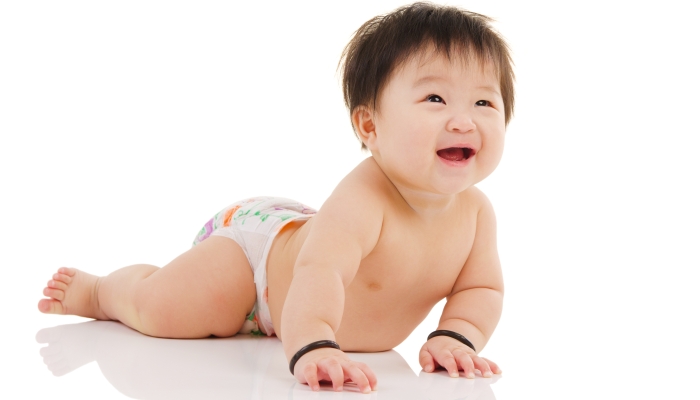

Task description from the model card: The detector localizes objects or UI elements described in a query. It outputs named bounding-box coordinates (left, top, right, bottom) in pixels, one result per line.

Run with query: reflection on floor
left=36, top=321, right=499, bottom=399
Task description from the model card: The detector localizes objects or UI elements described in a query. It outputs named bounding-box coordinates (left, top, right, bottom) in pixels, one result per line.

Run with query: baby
left=38, top=2, right=514, bottom=394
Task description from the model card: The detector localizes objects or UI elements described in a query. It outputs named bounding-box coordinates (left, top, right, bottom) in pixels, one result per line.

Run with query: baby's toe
left=38, top=299, right=65, bottom=314
left=43, top=287, right=65, bottom=301
left=47, top=279, right=68, bottom=291
left=53, top=273, right=72, bottom=284
left=57, top=267, right=76, bottom=277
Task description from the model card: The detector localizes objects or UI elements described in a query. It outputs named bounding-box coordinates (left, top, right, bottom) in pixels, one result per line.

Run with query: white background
left=1, top=0, right=699, bottom=398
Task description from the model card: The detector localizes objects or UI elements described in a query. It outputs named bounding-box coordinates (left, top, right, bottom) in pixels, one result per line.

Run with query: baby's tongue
left=437, top=147, right=464, bottom=161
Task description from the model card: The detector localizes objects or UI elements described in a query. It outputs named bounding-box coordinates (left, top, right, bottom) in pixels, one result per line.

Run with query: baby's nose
left=446, top=114, right=476, bottom=133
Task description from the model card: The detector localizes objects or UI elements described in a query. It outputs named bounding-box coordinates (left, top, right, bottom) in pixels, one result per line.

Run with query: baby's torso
left=266, top=189, right=479, bottom=351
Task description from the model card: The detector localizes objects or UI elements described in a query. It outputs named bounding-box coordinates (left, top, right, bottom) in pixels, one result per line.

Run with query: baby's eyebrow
left=412, top=75, right=446, bottom=88
left=475, top=86, right=501, bottom=96
left=412, top=76, right=501, bottom=96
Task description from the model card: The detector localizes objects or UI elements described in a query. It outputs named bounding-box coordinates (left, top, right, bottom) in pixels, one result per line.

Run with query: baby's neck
left=366, top=156, right=465, bottom=218
left=393, top=184, right=460, bottom=219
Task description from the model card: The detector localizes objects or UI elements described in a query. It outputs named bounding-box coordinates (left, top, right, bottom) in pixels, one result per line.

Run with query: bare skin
left=274, top=53, right=506, bottom=391
left=39, top=53, right=506, bottom=393
left=40, top=158, right=469, bottom=348
left=268, top=158, right=476, bottom=351
left=40, top=235, right=258, bottom=339
left=38, top=159, right=500, bottom=391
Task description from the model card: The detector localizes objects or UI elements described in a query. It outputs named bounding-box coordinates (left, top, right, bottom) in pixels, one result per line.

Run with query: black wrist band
left=289, top=340, right=340, bottom=375
left=427, top=330, right=476, bottom=352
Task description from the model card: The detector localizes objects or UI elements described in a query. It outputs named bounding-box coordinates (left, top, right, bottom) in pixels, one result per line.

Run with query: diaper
left=192, top=197, right=316, bottom=336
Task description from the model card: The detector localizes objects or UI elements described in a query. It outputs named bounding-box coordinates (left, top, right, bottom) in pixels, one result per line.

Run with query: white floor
left=8, top=291, right=699, bottom=399
left=29, top=320, right=500, bottom=399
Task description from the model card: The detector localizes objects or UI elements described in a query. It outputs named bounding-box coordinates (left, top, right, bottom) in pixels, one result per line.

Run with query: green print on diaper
left=246, top=312, right=264, bottom=336
left=249, top=210, right=270, bottom=222
left=236, top=209, right=251, bottom=219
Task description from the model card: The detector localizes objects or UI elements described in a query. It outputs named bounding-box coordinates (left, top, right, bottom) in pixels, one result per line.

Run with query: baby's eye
left=426, top=94, right=445, bottom=104
left=476, top=100, right=492, bottom=107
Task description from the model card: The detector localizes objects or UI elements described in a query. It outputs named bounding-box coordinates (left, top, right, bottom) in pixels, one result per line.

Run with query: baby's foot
left=38, top=267, right=108, bottom=320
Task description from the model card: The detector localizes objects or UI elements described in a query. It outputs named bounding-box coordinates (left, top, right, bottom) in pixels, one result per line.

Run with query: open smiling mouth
left=436, top=147, right=474, bottom=162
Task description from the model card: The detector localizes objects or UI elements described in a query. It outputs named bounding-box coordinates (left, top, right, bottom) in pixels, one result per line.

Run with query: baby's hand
left=293, top=347, right=378, bottom=393
left=419, top=336, right=501, bottom=378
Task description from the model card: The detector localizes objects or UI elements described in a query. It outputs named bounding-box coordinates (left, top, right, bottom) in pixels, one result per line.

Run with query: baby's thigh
left=136, top=236, right=256, bottom=338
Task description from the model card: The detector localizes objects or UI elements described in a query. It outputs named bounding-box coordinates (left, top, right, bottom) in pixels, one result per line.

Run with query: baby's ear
left=352, top=106, right=377, bottom=150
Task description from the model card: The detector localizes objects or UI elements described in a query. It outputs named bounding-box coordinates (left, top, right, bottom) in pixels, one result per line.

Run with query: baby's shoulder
left=458, top=186, right=493, bottom=212
left=456, top=187, right=498, bottom=237
left=321, top=159, right=391, bottom=222
left=339, top=157, right=398, bottom=204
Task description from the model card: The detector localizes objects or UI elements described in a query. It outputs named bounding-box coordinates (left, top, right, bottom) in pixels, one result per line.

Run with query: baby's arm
left=281, top=176, right=383, bottom=393
left=419, top=189, right=504, bottom=378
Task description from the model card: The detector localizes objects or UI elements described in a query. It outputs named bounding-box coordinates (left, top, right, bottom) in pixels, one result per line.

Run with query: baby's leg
left=38, top=236, right=257, bottom=338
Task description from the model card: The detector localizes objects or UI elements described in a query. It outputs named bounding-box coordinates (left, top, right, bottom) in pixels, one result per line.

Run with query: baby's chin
left=375, top=157, right=478, bottom=194
left=430, top=170, right=481, bottom=191
left=431, top=182, right=475, bottom=196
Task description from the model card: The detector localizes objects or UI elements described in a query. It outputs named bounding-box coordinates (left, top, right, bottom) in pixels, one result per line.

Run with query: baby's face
left=367, top=51, right=506, bottom=196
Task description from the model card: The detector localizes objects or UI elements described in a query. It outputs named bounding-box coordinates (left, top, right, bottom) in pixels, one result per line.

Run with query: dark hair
left=340, top=2, right=515, bottom=150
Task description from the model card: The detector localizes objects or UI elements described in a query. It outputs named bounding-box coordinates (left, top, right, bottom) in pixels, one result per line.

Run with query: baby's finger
left=436, top=350, right=460, bottom=378
left=471, top=356, right=493, bottom=378
left=302, top=363, right=320, bottom=391
left=482, top=357, right=502, bottom=374
left=453, top=350, right=476, bottom=378
left=320, top=359, right=345, bottom=392
left=343, top=363, right=371, bottom=394
left=356, top=362, right=378, bottom=391
left=419, top=348, right=435, bottom=372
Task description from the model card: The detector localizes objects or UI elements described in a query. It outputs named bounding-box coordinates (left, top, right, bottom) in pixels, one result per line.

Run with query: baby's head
left=339, top=2, right=515, bottom=193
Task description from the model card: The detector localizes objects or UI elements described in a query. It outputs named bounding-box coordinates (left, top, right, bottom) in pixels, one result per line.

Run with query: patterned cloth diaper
left=192, top=197, right=316, bottom=336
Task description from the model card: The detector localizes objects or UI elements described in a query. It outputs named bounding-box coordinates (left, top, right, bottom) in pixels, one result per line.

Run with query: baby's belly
left=333, top=290, right=436, bottom=351
left=265, top=219, right=441, bottom=351
left=268, top=258, right=436, bottom=351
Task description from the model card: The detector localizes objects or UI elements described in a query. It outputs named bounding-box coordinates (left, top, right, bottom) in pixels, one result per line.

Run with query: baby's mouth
left=436, top=147, right=474, bottom=162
